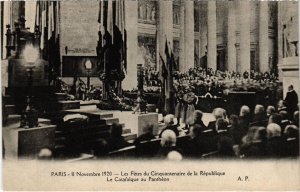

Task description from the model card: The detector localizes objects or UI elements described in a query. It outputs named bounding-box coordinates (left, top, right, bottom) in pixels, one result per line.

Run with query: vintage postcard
left=1, top=0, right=299, bottom=191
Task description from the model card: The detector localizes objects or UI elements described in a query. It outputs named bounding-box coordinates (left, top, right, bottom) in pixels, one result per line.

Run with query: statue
left=283, top=16, right=299, bottom=57
left=151, top=7, right=156, bottom=21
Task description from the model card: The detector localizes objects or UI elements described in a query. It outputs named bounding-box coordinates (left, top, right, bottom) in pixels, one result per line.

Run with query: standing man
left=284, top=85, right=298, bottom=119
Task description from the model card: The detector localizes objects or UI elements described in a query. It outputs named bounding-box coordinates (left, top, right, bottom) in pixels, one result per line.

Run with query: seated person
left=216, top=135, right=235, bottom=158
left=268, top=113, right=282, bottom=126
left=228, top=114, right=246, bottom=145
left=277, top=100, right=287, bottom=113
left=279, top=111, right=291, bottom=132
left=251, top=105, right=268, bottom=127
left=106, top=123, right=131, bottom=152
left=283, top=125, right=299, bottom=157
left=93, top=139, right=109, bottom=158
left=134, top=124, right=156, bottom=145
left=156, top=130, right=182, bottom=159
left=159, top=114, right=179, bottom=137
left=192, top=110, right=207, bottom=131
left=37, top=148, right=53, bottom=160
left=184, top=124, right=206, bottom=158
left=239, top=105, right=251, bottom=133
left=216, top=118, right=229, bottom=134
left=207, top=108, right=227, bottom=133
left=265, top=123, right=284, bottom=158
left=291, top=111, right=299, bottom=127
left=266, top=106, right=276, bottom=118
left=240, top=126, right=267, bottom=158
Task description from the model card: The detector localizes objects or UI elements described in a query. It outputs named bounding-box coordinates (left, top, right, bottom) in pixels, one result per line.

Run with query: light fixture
left=84, top=59, right=92, bottom=70
left=20, top=44, right=39, bottom=128
left=23, top=44, right=39, bottom=65
left=84, top=59, right=93, bottom=100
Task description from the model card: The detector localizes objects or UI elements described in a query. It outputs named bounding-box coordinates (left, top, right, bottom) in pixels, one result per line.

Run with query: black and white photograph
left=1, top=0, right=299, bottom=191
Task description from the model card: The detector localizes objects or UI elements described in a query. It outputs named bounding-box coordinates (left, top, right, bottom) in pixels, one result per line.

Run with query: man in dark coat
left=285, top=85, right=298, bottom=119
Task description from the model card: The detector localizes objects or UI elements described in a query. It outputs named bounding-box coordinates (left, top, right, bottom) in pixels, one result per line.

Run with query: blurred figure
left=240, top=127, right=267, bottom=158
left=159, top=114, right=179, bottom=137
left=228, top=114, right=246, bottom=145
left=266, top=106, right=276, bottom=118
left=291, top=111, right=299, bottom=127
left=106, top=123, right=131, bottom=151
left=251, top=105, right=267, bottom=127
left=216, top=118, right=228, bottom=133
left=266, top=123, right=284, bottom=157
left=167, top=151, right=183, bottom=161
left=93, top=139, right=109, bottom=158
left=279, top=111, right=291, bottom=132
left=239, top=105, right=251, bottom=133
left=207, top=108, right=227, bottom=133
left=184, top=124, right=205, bottom=158
left=134, top=124, right=155, bottom=145
left=277, top=100, right=287, bottom=113
left=217, top=135, right=235, bottom=158
left=268, top=113, right=282, bottom=126
left=37, top=148, right=53, bottom=160
left=157, top=130, right=182, bottom=158
left=192, top=110, right=207, bottom=131
left=283, top=125, right=299, bottom=157
left=284, top=85, right=298, bottom=119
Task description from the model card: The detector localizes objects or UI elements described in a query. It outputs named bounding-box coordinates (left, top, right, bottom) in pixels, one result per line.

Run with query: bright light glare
left=85, top=59, right=92, bottom=70
left=23, top=45, right=39, bottom=63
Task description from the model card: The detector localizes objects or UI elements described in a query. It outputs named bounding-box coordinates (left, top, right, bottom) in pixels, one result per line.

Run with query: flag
left=171, top=52, right=178, bottom=71
left=48, top=1, right=54, bottom=40
left=34, top=1, right=40, bottom=27
left=159, top=54, right=168, bottom=78
left=107, top=0, right=113, bottom=40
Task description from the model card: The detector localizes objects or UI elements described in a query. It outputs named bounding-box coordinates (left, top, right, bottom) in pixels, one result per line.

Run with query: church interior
left=1, top=0, right=299, bottom=161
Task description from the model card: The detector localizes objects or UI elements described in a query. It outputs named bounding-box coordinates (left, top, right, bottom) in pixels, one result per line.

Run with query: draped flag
left=35, top=1, right=61, bottom=79
left=160, top=38, right=176, bottom=114
left=97, top=0, right=127, bottom=74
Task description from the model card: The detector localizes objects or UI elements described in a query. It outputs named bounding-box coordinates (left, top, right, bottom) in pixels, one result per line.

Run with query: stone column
left=25, top=1, right=36, bottom=32
left=259, top=1, right=269, bottom=72
left=239, top=1, right=250, bottom=73
left=184, top=0, right=194, bottom=71
left=207, top=0, right=217, bottom=70
left=227, top=1, right=236, bottom=71
left=2, top=1, right=12, bottom=59
left=179, top=0, right=185, bottom=72
left=158, top=0, right=173, bottom=114
left=123, top=0, right=138, bottom=91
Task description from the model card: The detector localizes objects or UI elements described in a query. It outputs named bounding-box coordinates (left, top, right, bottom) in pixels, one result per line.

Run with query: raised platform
left=3, top=116, right=55, bottom=159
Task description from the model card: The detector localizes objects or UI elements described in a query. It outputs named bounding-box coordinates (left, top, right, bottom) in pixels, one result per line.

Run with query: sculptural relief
left=282, top=3, right=298, bottom=57
left=138, top=1, right=157, bottom=24
left=138, top=36, right=156, bottom=70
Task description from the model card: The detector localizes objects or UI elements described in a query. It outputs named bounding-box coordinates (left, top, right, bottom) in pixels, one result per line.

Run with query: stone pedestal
left=278, top=57, right=299, bottom=97
left=3, top=120, right=56, bottom=159
left=126, top=113, right=159, bottom=137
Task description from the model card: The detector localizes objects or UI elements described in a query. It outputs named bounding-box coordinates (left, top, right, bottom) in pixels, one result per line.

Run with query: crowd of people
left=173, top=67, right=281, bottom=97
left=88, top=89, right=299, bottom=160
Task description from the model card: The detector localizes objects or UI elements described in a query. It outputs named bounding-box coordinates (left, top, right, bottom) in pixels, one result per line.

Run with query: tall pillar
left=123, top=0, right=138, bottom=91
left=184, top=0, right=194, bottom=71
left=179, top=1, right=185, bottom=72
left=25, top=1, right=35, bottom=32
left=239, top=1, right=250, bottom=73
left=207, top=1, right=216, bottom=70
left=2, top=1, right=12, bottom=59
left=238, top=1, right=250, bottom=73
left=227, top=1, right=236, bottom=71
left=158, top=0, right=173, bottom=113
left=259, top=1, right=269, bottom=72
